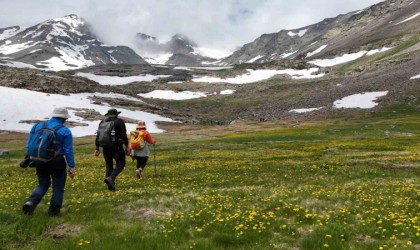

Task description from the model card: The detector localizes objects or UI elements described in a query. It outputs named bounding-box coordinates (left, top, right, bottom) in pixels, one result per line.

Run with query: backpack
left=129, top=130, right=145, bottom=150
left=27, top=122, right=64, bottom=166
left=97, top=119, right=116, bottom=147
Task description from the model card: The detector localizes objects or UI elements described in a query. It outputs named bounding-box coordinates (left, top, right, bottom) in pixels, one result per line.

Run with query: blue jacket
left=26, top=117, right=75, bottom=168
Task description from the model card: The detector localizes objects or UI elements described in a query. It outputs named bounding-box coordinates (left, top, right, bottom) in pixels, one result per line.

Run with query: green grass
left=0, top=110, right=419, bottom=249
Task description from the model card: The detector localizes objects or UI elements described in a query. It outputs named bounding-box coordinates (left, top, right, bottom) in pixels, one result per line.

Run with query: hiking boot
left=104, top=177, right=116, bottom=191
left=22, top=201, right=35, bottom=215
left=136, top=168, right=142, bottom=179
left=48, top=207, right=60, bottom=217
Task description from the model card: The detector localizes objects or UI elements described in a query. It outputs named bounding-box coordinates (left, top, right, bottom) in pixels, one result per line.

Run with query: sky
left=0, top=0, right=385, bottom=52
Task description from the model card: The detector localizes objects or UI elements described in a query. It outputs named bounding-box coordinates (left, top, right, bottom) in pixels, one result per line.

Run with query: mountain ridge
left=0, top=14, right=147, bottom=71
left=222, top=0, right=420, bottom=65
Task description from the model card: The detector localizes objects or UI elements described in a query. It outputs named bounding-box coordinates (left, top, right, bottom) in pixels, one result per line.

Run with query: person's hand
left=94, top=149, right=100, bottom=157
left=68, top=168, right=75, bottom=179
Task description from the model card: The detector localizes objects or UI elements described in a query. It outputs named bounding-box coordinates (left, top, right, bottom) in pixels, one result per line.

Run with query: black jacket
left=95, top=117, right=128, bottom=149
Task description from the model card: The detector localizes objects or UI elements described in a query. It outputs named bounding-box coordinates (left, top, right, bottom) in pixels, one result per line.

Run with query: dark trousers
left=103, top=145, right=126, bottom=180
left=133, top=156, right=148, bottom=170
left=26, top=156, right=67, bottom=210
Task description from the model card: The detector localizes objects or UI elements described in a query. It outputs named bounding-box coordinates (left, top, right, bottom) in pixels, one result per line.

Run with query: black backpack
left=97, top=119, right=116, bottom=147
left=27, top=122, right=64, bottom=166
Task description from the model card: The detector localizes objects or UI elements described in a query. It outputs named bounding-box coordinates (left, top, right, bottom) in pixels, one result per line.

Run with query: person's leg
left=49, top=157, right=67, bottom=216
left=109, top=146, right=126, bottom=180
left=102, top=147, right=115, bottom=178
left=136, top=157, right=148, bottom=179
left=138, top=157, right=148, bottom=170
left=23, top=168, right=51, bottom=214
left=103, top=147, right=118, bottom=191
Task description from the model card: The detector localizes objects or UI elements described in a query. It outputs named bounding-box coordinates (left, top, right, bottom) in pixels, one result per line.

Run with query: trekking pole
left=153, top=144, right=156, bottom=177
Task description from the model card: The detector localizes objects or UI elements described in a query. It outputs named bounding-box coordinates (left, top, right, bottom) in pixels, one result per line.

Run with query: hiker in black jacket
left=94, top=108, right=128, bottom=191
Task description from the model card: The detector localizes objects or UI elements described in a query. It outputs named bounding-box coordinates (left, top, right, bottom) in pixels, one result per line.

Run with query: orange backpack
left=129, top=130, right=145, bottom=150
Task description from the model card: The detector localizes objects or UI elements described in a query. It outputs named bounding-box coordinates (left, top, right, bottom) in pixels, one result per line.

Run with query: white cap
left=50, top=107, right=71, bottom=119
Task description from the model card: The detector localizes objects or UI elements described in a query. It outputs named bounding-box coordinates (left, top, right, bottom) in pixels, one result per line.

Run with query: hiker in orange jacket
left=127, top=121, right=156, bottom=178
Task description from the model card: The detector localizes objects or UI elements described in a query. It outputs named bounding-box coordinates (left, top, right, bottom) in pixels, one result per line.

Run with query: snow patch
left=410, top=73, right=420, bottom=79
left=281, top=50, right=298, bottom=58
left=143, top=53, right=172, bottom=65
left=366, top=47, right=392, bottom=56
left=247, top=55, right=264, bottom=63
left=192, top=68, right=324, bottom=84
left=0, top=86, right=173, bottom=136
left=309, top=51, right=367, bottom=67
left=306, top=44, right=328, bottom=58
left=288, top=29, right=307, bottom=37
left=75, top=72, right=171, bottom=85
left=289, top=107, right=323, bottom=113
left=309, top=47, right=392, bottom=67
left=333, top=91, right=388, bottom=109
left=395, top=12, right=420, bottom=25
left=220, top=89, right=236, bottom=95
left=138, top=90, right=207, bottom=100
left=174, top=66, right=233, bottom=71
left=0, top=41, right=36, bottom=55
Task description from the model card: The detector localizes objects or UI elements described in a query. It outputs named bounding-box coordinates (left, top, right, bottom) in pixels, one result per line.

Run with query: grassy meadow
left=0, top=107, right=419, bottom=249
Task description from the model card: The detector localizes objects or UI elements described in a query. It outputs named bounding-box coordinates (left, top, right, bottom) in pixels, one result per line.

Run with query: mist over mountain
left=134, top=33, right=218, bottom=65
left=134, top=33, right=160, bottom=54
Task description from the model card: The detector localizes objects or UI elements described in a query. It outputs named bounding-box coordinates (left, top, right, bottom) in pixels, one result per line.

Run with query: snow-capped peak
left=35, top=14, right=86, bottom=37
left=51, top=14, right=85, bottom=28
left=0, top=14, right=146, bottom=71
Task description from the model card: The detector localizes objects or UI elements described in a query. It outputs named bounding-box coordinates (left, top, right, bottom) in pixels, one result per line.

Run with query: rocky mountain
left=0, top=0, right=419, bottom=132
left=134, top=33, right=218, bottom=66
left=223, top=0, right=420, bottom=64
left=0, top=14, right=147, bottom=71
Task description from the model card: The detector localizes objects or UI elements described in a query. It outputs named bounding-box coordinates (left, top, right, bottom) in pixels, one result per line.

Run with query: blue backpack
left=27, top=122, right=64, bottom=166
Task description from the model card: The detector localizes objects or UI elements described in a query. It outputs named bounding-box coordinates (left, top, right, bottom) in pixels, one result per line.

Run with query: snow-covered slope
left=0, top=15, right=147, bottom=71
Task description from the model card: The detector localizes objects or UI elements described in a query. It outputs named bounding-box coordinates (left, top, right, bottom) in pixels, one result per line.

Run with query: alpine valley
left=0, top=0, right=419, bottom=136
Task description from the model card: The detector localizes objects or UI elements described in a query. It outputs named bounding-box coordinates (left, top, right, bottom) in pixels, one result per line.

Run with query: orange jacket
left=140, top=129, right=156, bottom=145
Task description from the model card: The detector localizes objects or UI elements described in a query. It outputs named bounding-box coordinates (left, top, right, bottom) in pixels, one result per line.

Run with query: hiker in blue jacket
left=22, top=107, right=75, bottom=217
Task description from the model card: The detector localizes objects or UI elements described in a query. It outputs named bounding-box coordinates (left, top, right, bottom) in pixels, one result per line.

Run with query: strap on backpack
left=33, top=121, right=47, bottom=132
left=52, top=124, right=64, bottom=133
left=37, top=121, right=64, bottom=133
left=37, top=121, right=64, bottom=135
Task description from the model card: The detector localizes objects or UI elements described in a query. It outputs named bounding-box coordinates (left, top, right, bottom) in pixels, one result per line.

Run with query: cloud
left=0, top=0, right=385, bottom=51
